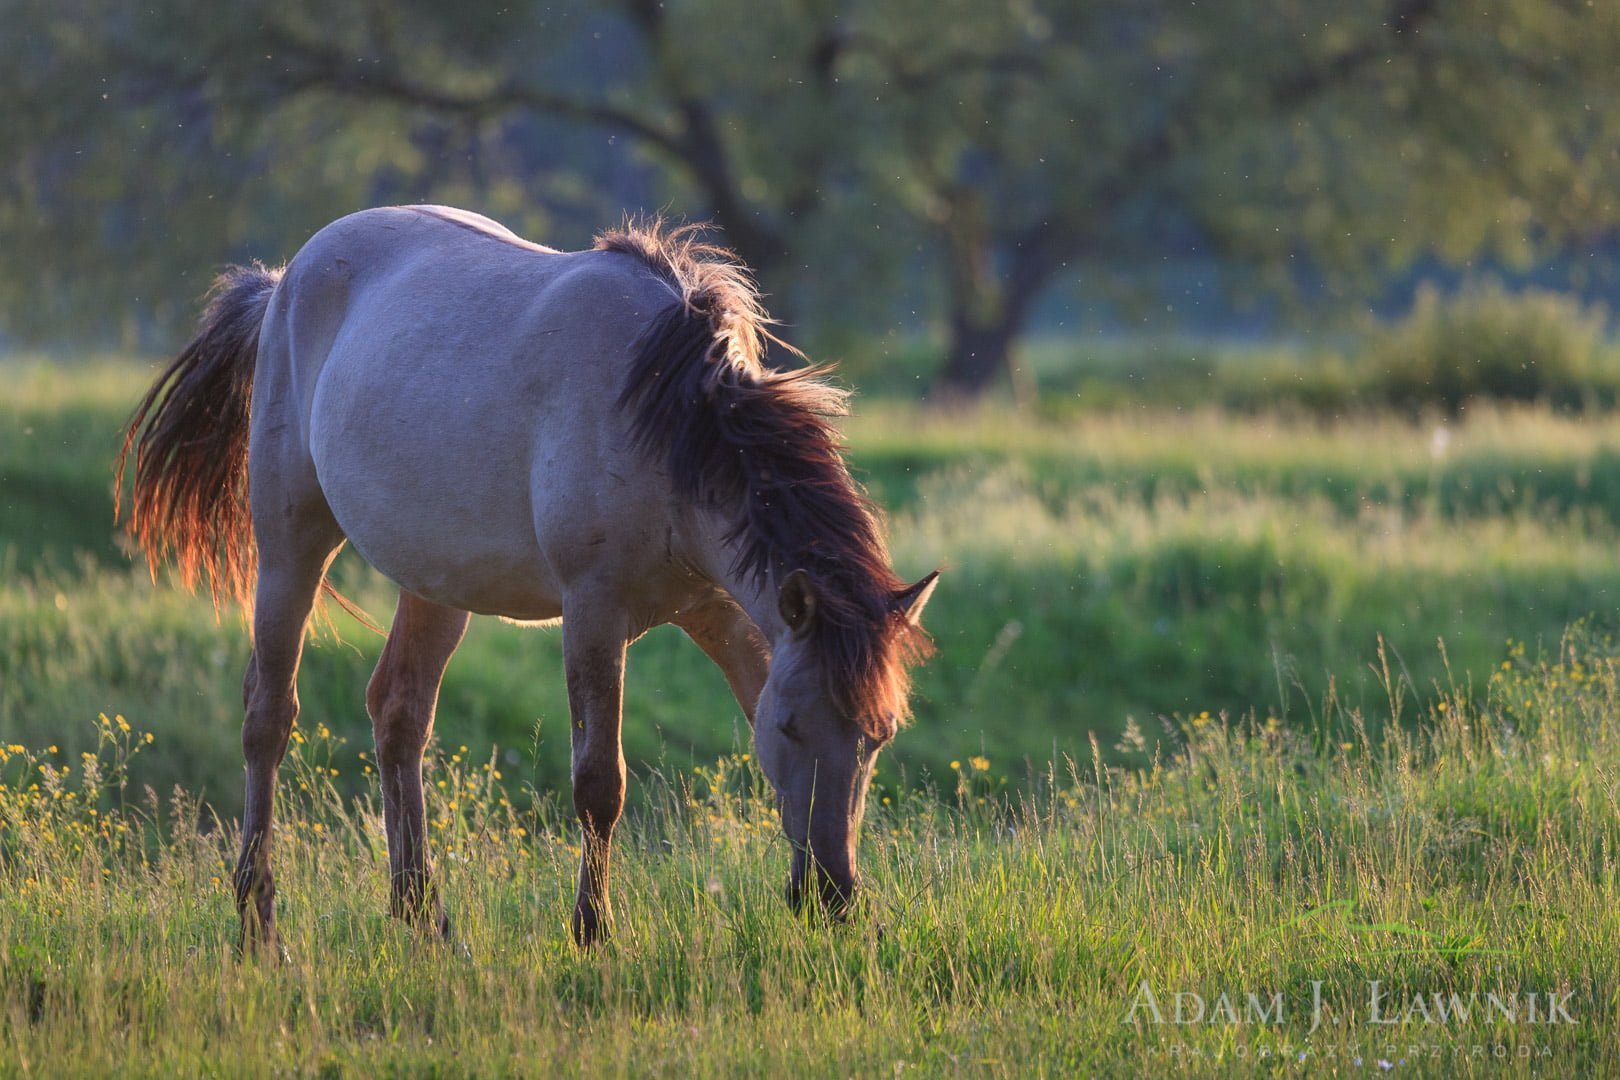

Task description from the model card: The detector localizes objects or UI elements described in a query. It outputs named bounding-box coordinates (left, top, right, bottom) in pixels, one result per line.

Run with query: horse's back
left=254, top=206, right=684, bottom=619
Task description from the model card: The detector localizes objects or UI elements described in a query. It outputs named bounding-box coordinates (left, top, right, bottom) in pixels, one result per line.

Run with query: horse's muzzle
left=787, top=848, right=858, bottom=919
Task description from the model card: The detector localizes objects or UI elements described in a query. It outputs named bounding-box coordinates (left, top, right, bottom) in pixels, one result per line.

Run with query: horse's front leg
left=561, top=610, right=628, bottom=946
left=674, top=600, right=770, bottom=725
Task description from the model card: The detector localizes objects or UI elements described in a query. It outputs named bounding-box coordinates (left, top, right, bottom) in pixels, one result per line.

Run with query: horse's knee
left=242, top=689, right=297, bottom=762
left=572, top=760, right=625, bottom=834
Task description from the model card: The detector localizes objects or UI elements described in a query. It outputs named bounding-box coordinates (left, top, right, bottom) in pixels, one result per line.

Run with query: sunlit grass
left=5, top=630, right=1620, bottom=1075
left=849, top=399, right=1620, bottom=505
left=10, top=358, right=1620, bottom=1072
left=10, top=361, right=1620, bottom=817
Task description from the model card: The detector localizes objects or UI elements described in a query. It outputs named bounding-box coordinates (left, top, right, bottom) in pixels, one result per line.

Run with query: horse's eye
left=780, top=714, right=802, bottom=743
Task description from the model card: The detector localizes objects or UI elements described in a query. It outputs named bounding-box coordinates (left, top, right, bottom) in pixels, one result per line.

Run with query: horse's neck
left=692, top=513, right=788, bottom=647
left=719, top=563, right=789, bottom=648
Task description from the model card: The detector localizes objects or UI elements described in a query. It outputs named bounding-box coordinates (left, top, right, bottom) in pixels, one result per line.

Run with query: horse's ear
left=893, top=569, right=940, bottom=627
left=778, top=569, right=818, bottom=633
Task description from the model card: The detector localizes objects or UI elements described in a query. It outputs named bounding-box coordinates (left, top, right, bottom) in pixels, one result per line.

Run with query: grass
left=9, top=353, right=1620, bottom=1072
left=3, top=628, right=1618, bottom=1075
left=9, top=360, right=1620, bottom=815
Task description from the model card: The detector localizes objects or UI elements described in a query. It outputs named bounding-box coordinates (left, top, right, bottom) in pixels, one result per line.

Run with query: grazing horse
left=117, top=205, right=938, bottom=950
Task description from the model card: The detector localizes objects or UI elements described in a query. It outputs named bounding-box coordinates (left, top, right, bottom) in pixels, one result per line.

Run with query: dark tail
left=116, top=264, right=280, bottom=613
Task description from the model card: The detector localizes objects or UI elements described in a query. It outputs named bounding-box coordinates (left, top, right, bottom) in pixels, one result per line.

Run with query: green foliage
left=0, top=357, right=138, bottom=569
left=5, top=1, right=1620, bottom=393
left=979, top=296, right=1620, bottom=418
left=5, top=632, right=1620, bottom=1072
left=1364, top=280, right=1615, bottom=412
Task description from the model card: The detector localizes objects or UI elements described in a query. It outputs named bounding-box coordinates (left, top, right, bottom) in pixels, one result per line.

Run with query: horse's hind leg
left=235, top=522, right=344, bottom=956
left=366, top=591, right=469, bottom=938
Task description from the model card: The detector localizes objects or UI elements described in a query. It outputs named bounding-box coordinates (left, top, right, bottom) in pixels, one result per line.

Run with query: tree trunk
left=929, top=253, right=1051, bottom=404
left=926, top=202, right=1063, bottom=403
left=933, top=315, right=1021, bottom=401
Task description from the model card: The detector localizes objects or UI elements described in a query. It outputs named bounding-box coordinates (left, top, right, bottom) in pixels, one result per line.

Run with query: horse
left=116, top=205, right=939, bottom=951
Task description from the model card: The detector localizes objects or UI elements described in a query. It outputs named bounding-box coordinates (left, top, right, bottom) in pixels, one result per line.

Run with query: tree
left=0, top=0, right=886, bottom=349
left=3, top=0, right=1619, bottom=399
left=833, top=0, right=1620, bottom=397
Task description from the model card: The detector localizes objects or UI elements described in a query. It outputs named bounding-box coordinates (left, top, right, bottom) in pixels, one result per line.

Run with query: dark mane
left=601, top=220, right=932, bottom=737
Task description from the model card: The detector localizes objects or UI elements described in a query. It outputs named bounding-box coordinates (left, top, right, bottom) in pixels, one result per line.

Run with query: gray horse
left=117, top=205, right=938, bottom=950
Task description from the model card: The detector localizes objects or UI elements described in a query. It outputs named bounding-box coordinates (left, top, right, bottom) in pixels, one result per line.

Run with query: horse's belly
left=353, top=529, right=563, bottom=620
left=328, top=486, right=563, bottom=619
left=308, top=382, right=563, bottom=621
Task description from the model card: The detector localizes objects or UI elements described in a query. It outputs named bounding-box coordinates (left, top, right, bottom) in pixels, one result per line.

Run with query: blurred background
left=4, top=0, right=1620, bottom=812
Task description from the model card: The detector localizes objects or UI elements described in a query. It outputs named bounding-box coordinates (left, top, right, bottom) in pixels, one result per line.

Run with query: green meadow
left=3, top=629, right=1618, bottom=1075
left=6, top=354, right=1620, bottom=1073
left=6, top=358, right=1620, bottom=811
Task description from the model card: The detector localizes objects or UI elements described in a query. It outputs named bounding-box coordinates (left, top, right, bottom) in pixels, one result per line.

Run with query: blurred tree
left=0, top=1, right=654, bottom=344
left=2, top=0, right=1618, bottom=398
left=0, top=0, right=885, bottom=350
left=833, top=0, right=1620, bottom=396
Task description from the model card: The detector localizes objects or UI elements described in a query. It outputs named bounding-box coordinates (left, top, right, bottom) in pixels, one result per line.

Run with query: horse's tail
left=115, top=263, right=279, bottom=614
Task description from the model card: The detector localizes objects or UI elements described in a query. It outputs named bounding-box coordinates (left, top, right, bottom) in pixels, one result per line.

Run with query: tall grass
left=9, top=357, right=1620, bottom=1072
left=3, top=629, right=1618, bottom=1075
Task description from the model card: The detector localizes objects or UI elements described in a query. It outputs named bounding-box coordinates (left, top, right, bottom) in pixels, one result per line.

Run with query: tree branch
left=1095, top=0, right=1444, bottom=218
left=254, top=24, right=691, bottom=160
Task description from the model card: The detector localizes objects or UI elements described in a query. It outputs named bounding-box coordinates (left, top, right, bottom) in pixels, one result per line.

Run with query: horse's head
left=753, top=568, right=939, bottom=917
